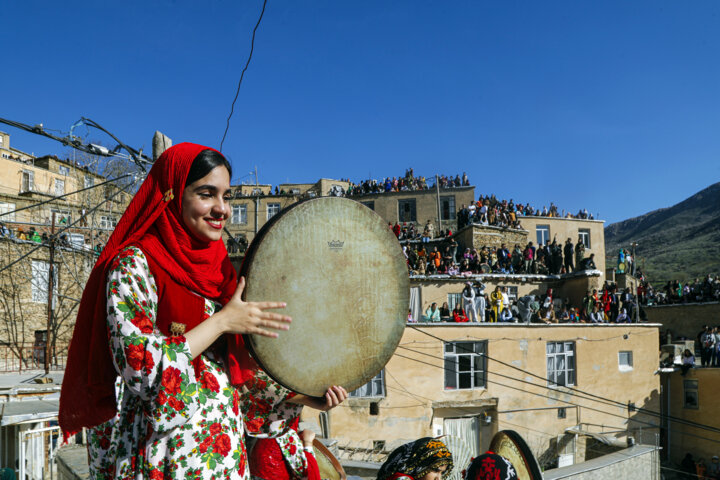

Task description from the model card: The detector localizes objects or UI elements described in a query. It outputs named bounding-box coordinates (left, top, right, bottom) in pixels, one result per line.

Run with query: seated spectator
left=452, top=305, right=469, bottom=323
left=589, top=305, right=604, bottom=324
left=423, top=302, right=441, bottom=322
left=616, top=309, right=630, bottom=323
left=407, top=309, right=415, bottom=323
left=581, top=254, right=597, bottom=270
left=558, top=307, right=570, bottom=322
left=541, top=307, right=557, bottom=324
left=499, top=308, right=513, bottom=322
left=681, top=349, right=695, bottom=376
left=439, top=302, right=451, bottom=319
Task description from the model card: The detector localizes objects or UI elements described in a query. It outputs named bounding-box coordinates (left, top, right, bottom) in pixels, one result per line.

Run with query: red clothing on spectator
left=453, top=309, right=469, bottom=322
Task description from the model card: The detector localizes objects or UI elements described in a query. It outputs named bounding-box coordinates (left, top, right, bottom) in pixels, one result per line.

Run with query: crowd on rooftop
left=346, top=169, right=470, bottom=195
left=400, top=234, right=597, bottom=277
left=0, top=222, right=106, bottom=254
left=458, top=195, right=594, bottom=231
left=637, top=276, right=720, bottom=305
left=412, top=280, right=644, bottom=324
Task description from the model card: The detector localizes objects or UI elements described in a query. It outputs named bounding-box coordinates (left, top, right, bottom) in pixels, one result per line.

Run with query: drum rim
left=238, top=196, right=408, bottom=396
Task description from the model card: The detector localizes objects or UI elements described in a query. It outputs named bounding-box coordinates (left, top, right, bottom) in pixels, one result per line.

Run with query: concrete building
left=308, top=323, right=661, bottom=471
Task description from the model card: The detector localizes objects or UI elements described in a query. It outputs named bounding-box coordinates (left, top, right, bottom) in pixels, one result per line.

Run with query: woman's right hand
left=217, top=277, right=292, bottom=338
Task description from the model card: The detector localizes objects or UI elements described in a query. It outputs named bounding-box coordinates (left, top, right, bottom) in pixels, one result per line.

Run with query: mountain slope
left=605, top=182, right=720, bottom=284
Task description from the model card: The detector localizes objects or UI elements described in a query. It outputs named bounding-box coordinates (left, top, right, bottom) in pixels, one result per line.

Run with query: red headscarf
left=59, top=142, right=250, bottom=437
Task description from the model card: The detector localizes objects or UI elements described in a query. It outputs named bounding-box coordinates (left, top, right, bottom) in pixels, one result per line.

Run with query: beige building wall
left=663, top=369, right=720, bottom=464
left=645, top=303, right=720, bottom=341
left=350, top=187, right=475, bottom=233
left=519, top=216, right=606, bottom=273
left=308, top=324, right=660, bottom=466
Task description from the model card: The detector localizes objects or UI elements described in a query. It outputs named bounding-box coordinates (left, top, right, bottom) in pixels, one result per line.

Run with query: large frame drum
left=240, top=197, right=409, bottom=397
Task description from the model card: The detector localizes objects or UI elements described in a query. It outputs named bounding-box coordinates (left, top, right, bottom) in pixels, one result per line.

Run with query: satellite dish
left=443, top=436, right=473, bottom=480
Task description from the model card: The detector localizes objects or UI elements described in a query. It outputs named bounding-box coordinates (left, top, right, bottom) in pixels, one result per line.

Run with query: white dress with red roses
left=87, top=247, right=307, bottom=480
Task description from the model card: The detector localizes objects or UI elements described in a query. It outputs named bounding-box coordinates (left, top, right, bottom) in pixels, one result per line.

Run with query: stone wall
left=454, top=224, right=529, bottom=254
left=644, top=303, right=720, bottom=340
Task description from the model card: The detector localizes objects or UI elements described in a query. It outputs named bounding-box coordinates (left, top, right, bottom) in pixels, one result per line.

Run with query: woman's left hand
left=289, top=385, right=348, bottom=411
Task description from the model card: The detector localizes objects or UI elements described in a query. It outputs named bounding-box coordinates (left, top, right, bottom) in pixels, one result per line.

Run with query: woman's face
left=181, top=166, right=232, bottom=242
left=420, top=465, right=448, bottom=480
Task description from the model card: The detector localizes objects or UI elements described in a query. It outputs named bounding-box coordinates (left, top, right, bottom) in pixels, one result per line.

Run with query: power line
left=0, top=174, right=133, bottom=219
left=0, top=174, right=141, bottom=275
left=407, top=325, right=720, bottom=436
left=219, top=0, right=268, bottom=152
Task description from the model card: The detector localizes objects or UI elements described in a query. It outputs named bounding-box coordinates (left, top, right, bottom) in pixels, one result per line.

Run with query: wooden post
left=45, top=212, right=55, bottom=375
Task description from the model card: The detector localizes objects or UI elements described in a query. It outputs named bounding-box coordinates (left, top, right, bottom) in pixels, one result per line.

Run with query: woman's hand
left=185, top=277, right=291, bottom=360
left=288, top=385, right=348, bottom=411
left=216, top=277, right=292, bottom=338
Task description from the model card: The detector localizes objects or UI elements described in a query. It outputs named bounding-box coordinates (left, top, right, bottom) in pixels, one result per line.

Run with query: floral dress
left=88, top=247, right=304, bottom=479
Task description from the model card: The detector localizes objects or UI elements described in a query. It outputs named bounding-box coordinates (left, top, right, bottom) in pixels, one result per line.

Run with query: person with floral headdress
left=377, top=437, right=454, bottom=480
left=59, top=144, right=346, bottom=479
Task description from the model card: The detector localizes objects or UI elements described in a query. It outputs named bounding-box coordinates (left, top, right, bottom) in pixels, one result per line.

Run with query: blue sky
left=2, top=1, right=719, bottom=224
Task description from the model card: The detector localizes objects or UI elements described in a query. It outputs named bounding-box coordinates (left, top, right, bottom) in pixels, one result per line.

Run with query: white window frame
left=547, top=341, right=576, bottom=387
left=58, top=165, right=70, bottom=176
left=54, top=178, right=65, bottom=196
left=100, top=216, right=118, bottom=229
left=578, top=229, right=591, bottom=249
left=440, top=195, right=456, bottom=220
left=21, top=170, right=34, bottom=192
left=31, top=260, right=57, bottom=304
left=231, top=204, right=248, bottom=225
left=683, top=379, right=699, bottom=409
left=267, top=203, right=281, bottom=220
left=84, top=175, right=94, bottom=188
left=447, top=293, right=462, bottom=311
left=349, top=370, right=385, bottom=398
left=0, top=202, right=16, bottom=222
left=444, top=341, right=487, bottom=390
left=536, top=225, right=550, bottom=246
left=618, top=351, right=633, bottom=372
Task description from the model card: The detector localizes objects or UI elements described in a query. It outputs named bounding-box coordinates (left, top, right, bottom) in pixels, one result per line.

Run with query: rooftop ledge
left=408, top=322, right=662, bottom=328
left=410, top=269, right=603, bottom=282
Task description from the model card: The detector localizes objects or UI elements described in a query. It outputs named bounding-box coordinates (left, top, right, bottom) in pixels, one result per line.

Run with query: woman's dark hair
left=185, top=149, right=232, bottom=186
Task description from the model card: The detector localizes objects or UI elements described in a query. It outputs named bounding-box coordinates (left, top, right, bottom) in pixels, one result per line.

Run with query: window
left=361, top=201, right=375, bottom=211
left=31, top=260, right=57, bottom=304
left=1, top=153, right=9, bottom=159
left=58, top=165, right=70, bottom=176
left=547, top=341, right=575, bottom=387
left=54, top=179, right=65, bottom=196
left=349, top=370, right=385, bottom=398
left=557, top=407, right=567, bottom=419
left=536, top=225, right=550, bottom=245
left=447, top=293, right=462, bottom=310
left=84, top=175, right=94, bottom=188
left=0, top=202, right=16, bottom=222
left=578, top=229, right=591, bottom=249
left=398, top=199, right=417, bottom=222
left=21, top=170, right=34, bottom=192
left=440, top=195, right=456, bottom=220
left=231, top=204, right=248, bottom=225
left=267, top=203, right=281, bottom=220
left=444, top=341, right=487, bottom=390
left=100, top=216, right=118, bottom=229
left=683, top=380, right=698, bottom=409
left=618, top=351, right=633, bottom=371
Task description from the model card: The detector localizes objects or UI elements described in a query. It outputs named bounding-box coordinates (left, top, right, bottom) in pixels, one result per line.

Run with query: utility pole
left=632, top=242, right=639, bottom=323
left=45, top=212, right=56, bottom=375
left=254, top=166, right=259, bottom=186
left=435, top=175, right=442, bottom=233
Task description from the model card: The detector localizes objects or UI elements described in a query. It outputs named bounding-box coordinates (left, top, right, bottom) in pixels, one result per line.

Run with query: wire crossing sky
left=2, top=1, right=719, bottom=224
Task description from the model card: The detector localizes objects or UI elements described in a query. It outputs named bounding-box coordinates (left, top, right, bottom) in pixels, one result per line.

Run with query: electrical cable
left=219, top=0, right=268, bottom=152
left=407, top=325, right=720, bottom=435
left=0, top=174, right=133, bottom=219
left=0, top=174, right=141, bottom=275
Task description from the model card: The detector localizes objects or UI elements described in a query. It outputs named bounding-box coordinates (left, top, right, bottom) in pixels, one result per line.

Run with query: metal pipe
left=45, top=212, right=55, bottom=375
